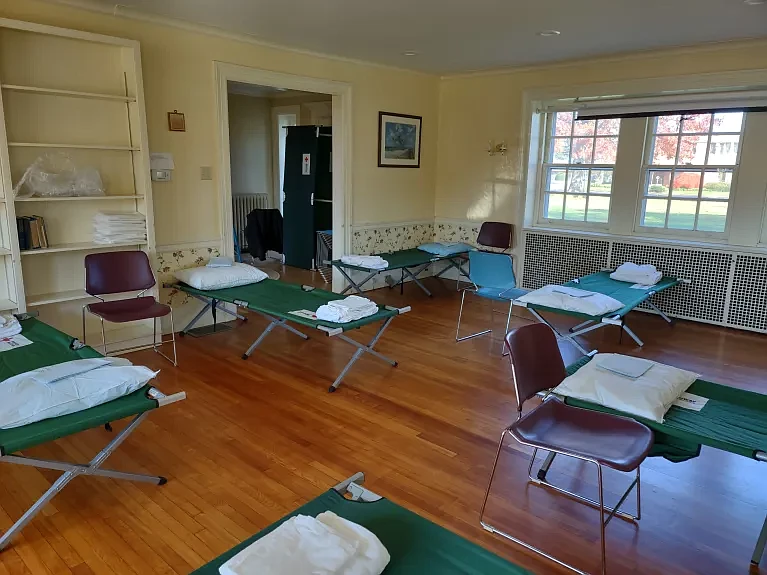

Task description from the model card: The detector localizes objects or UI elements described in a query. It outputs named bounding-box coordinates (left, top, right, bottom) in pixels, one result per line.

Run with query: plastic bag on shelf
left=12, top=152, right=106, bottom=198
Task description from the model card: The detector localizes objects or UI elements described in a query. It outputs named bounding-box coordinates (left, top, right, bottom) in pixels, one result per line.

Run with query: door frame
left=270, top=104, right=300, bottom=213
left=214, top=61, right=352, bottom=291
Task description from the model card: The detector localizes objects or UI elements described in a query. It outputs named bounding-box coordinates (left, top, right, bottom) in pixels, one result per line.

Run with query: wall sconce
left=487, top=140, right=508, bottom=156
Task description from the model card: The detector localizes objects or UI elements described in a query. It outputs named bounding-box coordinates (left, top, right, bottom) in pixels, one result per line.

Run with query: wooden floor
left=2, top=266, right=767, bottom=575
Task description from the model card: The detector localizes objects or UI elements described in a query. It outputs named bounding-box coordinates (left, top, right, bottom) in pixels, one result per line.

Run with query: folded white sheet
left=219, top=511, right=390, bottom=575
left=340, top=255, right=389, bottom=270
left=516, top=285, right=623, bottom=316
left=610, top=262, right=662, bottom=286
left=0, top=314, right=21, bottom=338
left=316, top=296, right=379, bottom=324
left=0, top=358, right=159, bottom=429
left=553, top=353, right=699, bottom=422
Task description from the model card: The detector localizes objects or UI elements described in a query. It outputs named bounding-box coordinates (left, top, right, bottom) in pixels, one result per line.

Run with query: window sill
left=524, top=225, right=767, bottom=255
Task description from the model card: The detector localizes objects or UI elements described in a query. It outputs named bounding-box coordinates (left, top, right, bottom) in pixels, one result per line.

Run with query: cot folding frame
left=513, top=271, right=689, bottom=355
left=0, top=387, right=186, bottom=551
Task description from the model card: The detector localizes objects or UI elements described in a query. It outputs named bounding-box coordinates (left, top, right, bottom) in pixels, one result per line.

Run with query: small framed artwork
left=378, top=112, right=422, bottom=168
left=168, top=110, right=186, bottom=132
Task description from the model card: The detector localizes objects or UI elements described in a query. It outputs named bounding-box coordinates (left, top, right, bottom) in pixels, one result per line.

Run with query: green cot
left=0, top=317, right=185, bottom=552
left=514, top=271, right=685, bottom=354
left=173, top=279, right=411, bottom=391
left=330, top=247, right=471, bottom=297
left=191, top=473, right=531, bottom=575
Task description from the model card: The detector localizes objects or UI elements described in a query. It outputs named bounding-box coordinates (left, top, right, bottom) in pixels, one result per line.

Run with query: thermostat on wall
left=152, top=169, right=172, bottom=182
left=150, top=152, right=175, bottom=182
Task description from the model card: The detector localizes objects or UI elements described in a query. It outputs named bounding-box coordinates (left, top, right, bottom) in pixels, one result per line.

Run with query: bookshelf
left=0, top=18, right=156, bottom=349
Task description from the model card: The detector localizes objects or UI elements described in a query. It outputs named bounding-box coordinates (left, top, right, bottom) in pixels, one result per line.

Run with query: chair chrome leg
left=636, top=465, right=641, bottom=520
left=479, top=428, right=510, bottom=526
left=456, top=290, right=493, bottom=343
left=596, top=463, right=607, bottom=575
left=100, top=318, right=107, bottom=356
left=82, top=305, right=88, bottom=344
left=501, top=301, right=513, bottom=356
left=153, top=310, right=178, bottom=367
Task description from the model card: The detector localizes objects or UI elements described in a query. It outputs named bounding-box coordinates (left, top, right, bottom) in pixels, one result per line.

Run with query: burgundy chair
left=479, top=323, right=653, bottom=575
left=476, top=221, right=513, bottom=251
left=82, top=251, right=177, bottom=366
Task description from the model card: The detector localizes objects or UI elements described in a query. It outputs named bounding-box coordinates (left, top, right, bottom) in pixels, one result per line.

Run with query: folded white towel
left=517, top=285, right=623, bottom=316
left=610, top=262, right=662, bottom=286
left=316, top=296, right=379, bottom=323
left=340, top=255, right=389, bottom=270
left=0, top=315, right=22, bottom=339
left=219, top=511, right=390, bottom=575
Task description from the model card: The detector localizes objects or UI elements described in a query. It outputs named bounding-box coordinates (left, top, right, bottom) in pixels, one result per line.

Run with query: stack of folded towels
left=219, top=511, right=390, bottom=575
left=93, top=212, right=147, bottom=244
left=610, top=262, right=662, bottom=285
left=316, top=295, right=379, bottom=324
left=340, top=255, right=389, bottom=270
left=0, top=314, right=22, bottom=338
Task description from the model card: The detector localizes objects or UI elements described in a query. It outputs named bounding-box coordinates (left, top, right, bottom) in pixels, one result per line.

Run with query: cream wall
left=0, top=0, right=439, bottom=250
left=228, top=93, right=272, bottom=197
left=436, top=40, right=767, bottom=231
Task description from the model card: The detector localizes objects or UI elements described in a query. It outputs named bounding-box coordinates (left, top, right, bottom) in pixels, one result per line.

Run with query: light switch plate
left=200, top=166, right=213, bottom=180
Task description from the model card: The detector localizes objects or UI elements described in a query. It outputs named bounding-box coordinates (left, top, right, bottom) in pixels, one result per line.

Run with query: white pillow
left=553, top=353, right=699, bottom=423
left=0, top=358, right=158, bottom=429
left=174, top=262, right=267, bottom=290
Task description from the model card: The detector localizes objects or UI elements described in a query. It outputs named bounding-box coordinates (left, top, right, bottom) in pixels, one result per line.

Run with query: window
left=640, top=112, right=744, bottom=233
left=540, top=112, right=620, bottom=225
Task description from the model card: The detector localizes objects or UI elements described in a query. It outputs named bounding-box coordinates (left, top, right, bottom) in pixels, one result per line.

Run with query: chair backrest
left=469, top=251, right=517, bottom=290
left=505, top=324, right=567, bottom=410
left=85, top=251, right=156, bottom=296
left=477, top=222, right=513, bottom=250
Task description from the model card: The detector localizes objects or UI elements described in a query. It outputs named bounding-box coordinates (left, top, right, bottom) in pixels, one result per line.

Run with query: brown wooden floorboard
left=1, top=264, right=766, bottom=574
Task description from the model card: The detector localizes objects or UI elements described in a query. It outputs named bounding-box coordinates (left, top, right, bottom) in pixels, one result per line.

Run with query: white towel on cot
left=610, top=262, right=662, bottom=286
left=340, top=255, right=389, bottom=270
left=218, top=511, right=390, bottom=575
left=316, top=296, right=379, bottom=324
left=517, top=285, right=623, bottom=316
left=0, top=315, right=22, bottom=339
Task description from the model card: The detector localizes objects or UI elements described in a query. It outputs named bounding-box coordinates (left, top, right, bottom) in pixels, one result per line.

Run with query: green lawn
left=546, top=206, right=726, bottom=232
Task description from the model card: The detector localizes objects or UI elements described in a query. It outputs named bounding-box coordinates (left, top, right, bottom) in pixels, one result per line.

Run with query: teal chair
left=455, top=251, right=528, bottom=353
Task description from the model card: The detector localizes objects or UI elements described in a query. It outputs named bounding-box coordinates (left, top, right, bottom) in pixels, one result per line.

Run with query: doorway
left=214, top=62, right=351, bottom=291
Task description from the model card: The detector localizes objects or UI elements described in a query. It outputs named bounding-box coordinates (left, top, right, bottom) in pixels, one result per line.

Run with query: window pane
left=573, top=119, right=596, bottom=136
left=697, top=201, right=728, bottom=232
left=546, top=168, right=567, bottom=192
left=678, top=135, right=706, bottom=165
left=702, top=170, right=732, bottom=199
left=571, top=138, right=594, bottom=163
left=667, top=200, right=696, bottom=230
left=709, top=134, right=740, bottom=165
left=593, top=137, right=618, bottom=164
left=647, top=170, right=671, bottom=196
left=651, top=136, right=678, bottom=165
left=551, top=138, right=571, bottom=163
left=563, top=194, right=587, bottom=221
left=681, top=113, right=711, bottom=134
left=596, top=118, right=620, bottom=136
left=587, top=195, right=610, bottom=223
left=544, top=193, right=564, bottom=219
left=642, top=198, right=668, bottom=227
left=713, top=112, right=744, bottom=133
left=554, top=112, right=574, bottom=136
left=656, top=115, right=681, bottom=134
left=671, top=171, right=701, bottom=198
left=589, top=169, right=613, bottom=194
left=567, top=168, right=589, bottom=194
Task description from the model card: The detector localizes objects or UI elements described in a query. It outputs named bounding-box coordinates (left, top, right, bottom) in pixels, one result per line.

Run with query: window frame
left=634, top=113, right=745, bottom=239
left=536, top=112, right=618, bottom=230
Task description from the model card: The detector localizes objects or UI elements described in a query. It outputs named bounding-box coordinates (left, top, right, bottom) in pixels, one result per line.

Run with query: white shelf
left=1, top=84, right=136, bottom=102
left=0, top=298, right=17, bottom=311
left=16, top=195, right=145, bottom=202
left=8, top=142, right=139, bottom=151
left=20, top=241, right=147, bottom=256
left=27, top=289, right=91, bottom=306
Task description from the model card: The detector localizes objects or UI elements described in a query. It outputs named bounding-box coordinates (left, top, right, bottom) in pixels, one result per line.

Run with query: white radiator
left=233, top=194, right=270, bottom=249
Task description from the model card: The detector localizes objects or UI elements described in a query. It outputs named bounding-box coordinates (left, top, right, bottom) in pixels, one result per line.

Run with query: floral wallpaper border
left=155, top=247, right=221, bottom=307
left=351, top=223, right=434, bottom=255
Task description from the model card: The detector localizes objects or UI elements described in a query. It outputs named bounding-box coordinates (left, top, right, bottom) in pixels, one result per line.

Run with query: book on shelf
left=17, top=216, right=48, bottom=250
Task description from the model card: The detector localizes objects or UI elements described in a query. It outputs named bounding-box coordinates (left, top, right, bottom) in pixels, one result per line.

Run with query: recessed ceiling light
left=537, top=30, right=561, bottom=37
left=402, top=51, right=418, bottom=57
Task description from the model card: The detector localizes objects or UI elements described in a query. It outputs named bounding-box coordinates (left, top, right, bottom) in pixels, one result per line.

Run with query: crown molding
left=40, top=0, right=433, bottom=77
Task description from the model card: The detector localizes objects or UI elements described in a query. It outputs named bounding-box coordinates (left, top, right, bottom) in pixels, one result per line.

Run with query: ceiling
left=83, top=0, right=767, bottom=73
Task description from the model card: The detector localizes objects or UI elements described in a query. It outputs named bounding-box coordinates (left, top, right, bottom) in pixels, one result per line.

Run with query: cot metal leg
left=242, top=312, right=310, bottom=360
left=752, top=515, right=767, bottom=566
left=569, top=319, right=595, bottom=333
left=646, top=301, right=673, bottom=324
left=181, top=294, right=247, bottom=335
left=328, top=316, right=397, bottom=392
left=399, top=265, right=433, bottom=297
left=528, top=309, right=592, bottom=356
left=181, top=299, right=213, bottom=333
left=535, top=451, right=558, bottom=481
left=433, top=257, right=471, bottom=287
left=336, top=266, right=376, bottom=295
left=0, top=412, right=164, bottom=552
left=621, top=323, right=645, bottom=347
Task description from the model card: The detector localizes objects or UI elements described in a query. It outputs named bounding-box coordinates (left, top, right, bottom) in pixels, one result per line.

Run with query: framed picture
left=378, top=112, right=422, bottom=168
left=167, top=110, right=186, bottom=132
